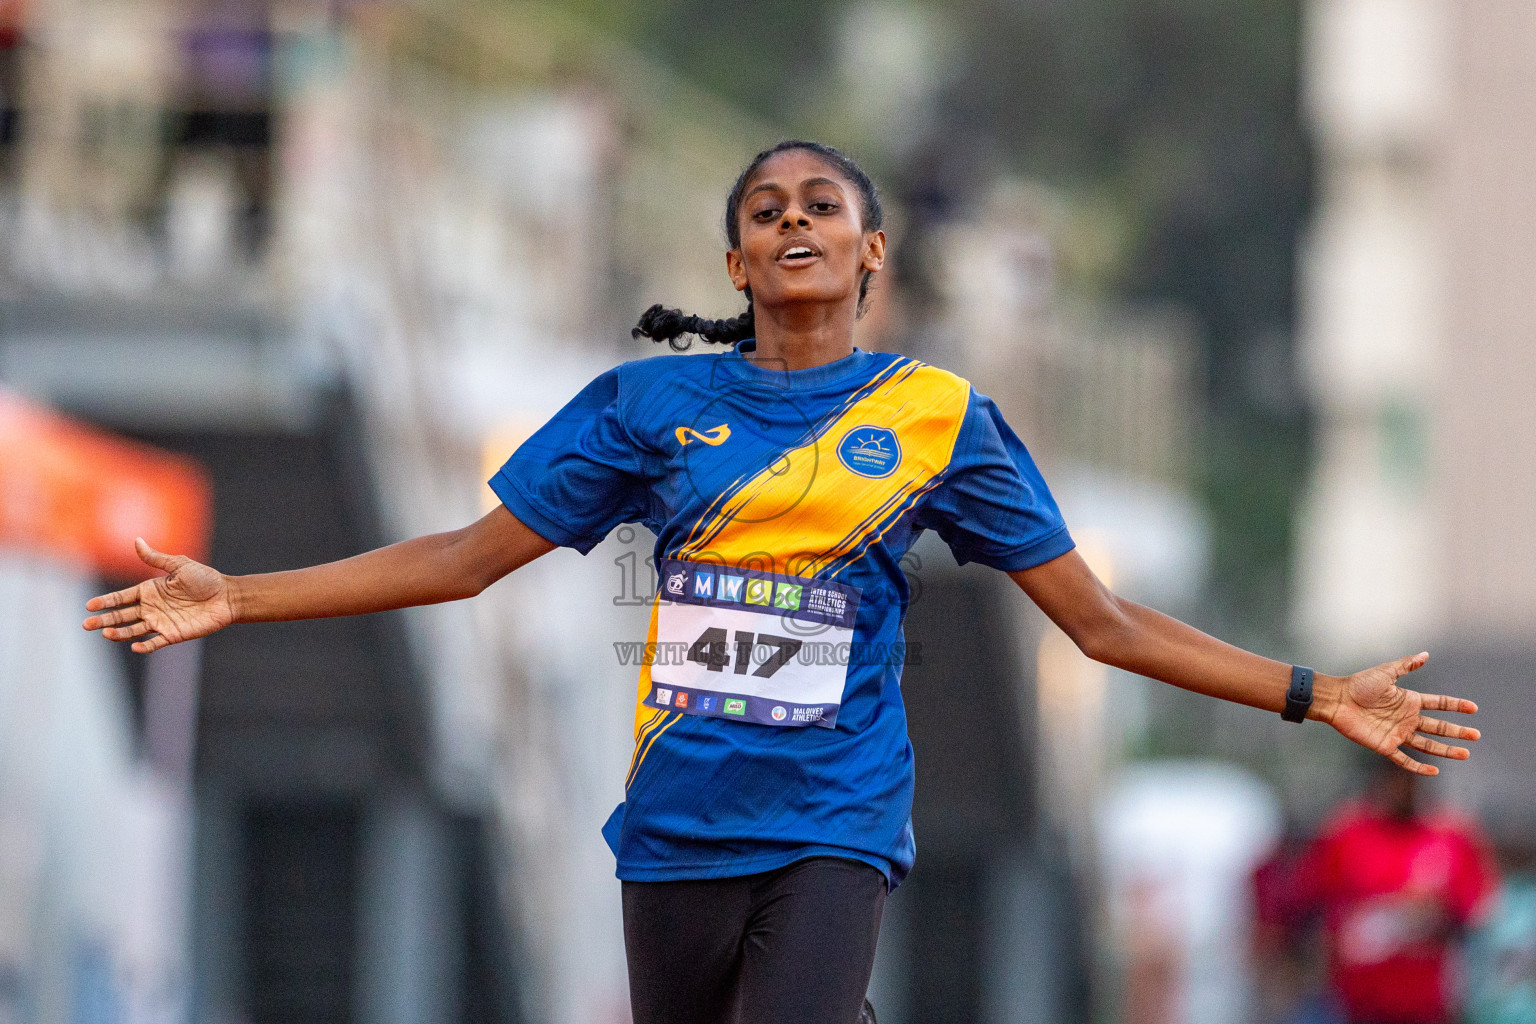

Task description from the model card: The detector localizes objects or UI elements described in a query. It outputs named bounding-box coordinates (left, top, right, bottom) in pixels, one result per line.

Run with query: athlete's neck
left=747, top=302, right=857, bottom=372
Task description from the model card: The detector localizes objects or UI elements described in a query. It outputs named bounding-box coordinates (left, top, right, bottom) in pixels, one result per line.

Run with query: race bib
left=644, top=558, right=861, bottom=729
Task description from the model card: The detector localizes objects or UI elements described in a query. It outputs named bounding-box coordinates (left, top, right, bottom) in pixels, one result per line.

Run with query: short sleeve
left=489, top=367, right=650, bottom=554
left=915, top=389, right=1074, bottom=571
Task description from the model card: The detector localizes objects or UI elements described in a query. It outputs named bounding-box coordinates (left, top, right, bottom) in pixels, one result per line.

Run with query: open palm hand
left=82, top=538, right=236, bottom=654
left=1328, top=652, right=1480, bottom=775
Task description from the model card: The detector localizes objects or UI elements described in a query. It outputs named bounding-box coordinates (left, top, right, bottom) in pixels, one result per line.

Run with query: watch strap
left=1282, top=665, right=1315, bottom=723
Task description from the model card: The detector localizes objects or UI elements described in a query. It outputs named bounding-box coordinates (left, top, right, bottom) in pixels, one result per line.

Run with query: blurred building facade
left=1295, top=0, right=1445, bottom=662
left=1295, top=0, right=1536, bottom=821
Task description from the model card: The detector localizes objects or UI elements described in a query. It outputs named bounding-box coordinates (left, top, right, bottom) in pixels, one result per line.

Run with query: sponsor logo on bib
left=718, top=574, right=746, bottom=602
left=773, top=583, right=803, bottom=610
left=666, top=571, right=686, bottom=595
left=744, top=579, right=773, bottom=606
left=656, top=688, right=673, bottom=706
left=698, top=696, right=716, bottom=712
left=837, top=425, right=901, bottom=478
left=692, top=572, right=714, bottom=598
left=771, top=705, right=787, bottom=721
left=724, top=699, right=747, bottom=716
left=807, top=588, right=847, bottom=617
left=675, top=692, right=689, bottom=708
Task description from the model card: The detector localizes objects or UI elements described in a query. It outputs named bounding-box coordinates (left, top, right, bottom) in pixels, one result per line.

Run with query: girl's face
left=726, top=149, right=885, bottom=314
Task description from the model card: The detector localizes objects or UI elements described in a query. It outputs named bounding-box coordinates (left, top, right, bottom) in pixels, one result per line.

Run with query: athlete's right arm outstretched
left=82, top=506, right=556, bottom=653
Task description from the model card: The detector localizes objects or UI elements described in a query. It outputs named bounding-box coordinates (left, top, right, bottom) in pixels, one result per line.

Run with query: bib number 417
left=687, top=628, right=803, bottom=678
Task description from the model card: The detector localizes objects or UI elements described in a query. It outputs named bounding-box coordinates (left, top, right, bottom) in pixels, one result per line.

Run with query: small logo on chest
left=676, top=424, right=732, bottom=447
left=837, top=425, right=902, bottom=478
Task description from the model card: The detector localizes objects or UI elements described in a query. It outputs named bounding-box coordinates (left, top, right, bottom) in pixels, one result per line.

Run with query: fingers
left=85, top=605, right=143, bottom=630
left=1417, top=715, right=1481, bottom=743
left=1406, top=732, right=1470, bottom=761
left=105, top=620, right=155, bottom=642
left=1419, top=693, right=1479, bottom=715
left=1388, top=747, right=1438, bottom=776
left=1391, top=651, right=1431, bottom=678
left=135, top=537, right=180, bottom=573
left=85, top=538, right=182, bottom=615
left=131, top=633, right=173, bottom=655
left=85, top=583, right=142, bottom=614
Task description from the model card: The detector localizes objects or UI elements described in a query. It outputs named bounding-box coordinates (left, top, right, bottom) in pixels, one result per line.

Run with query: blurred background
left=1, top=0, right=1533, bottom=1022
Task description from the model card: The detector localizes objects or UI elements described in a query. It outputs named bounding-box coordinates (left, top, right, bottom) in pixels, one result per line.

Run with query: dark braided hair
left=632, top=140, right=885, bottom=350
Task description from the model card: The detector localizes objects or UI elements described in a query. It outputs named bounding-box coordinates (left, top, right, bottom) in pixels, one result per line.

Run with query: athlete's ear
left=726, top=248, right=749, bottom=292
left=862, top=230, right=886, bottom=274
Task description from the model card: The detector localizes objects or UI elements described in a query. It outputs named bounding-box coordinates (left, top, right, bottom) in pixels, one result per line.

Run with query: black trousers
left=622, top=855, right=887, bottom=1024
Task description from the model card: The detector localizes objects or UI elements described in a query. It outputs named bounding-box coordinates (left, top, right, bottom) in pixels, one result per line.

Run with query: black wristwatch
left=1282, top=665, right=1315, bottom=723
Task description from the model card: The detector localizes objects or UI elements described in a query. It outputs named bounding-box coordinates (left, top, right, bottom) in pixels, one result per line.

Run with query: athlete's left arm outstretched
left=1009, top=549, right=1480, bottom=775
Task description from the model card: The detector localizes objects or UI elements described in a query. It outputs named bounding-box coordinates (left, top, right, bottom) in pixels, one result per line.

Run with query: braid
left=631, top=299, right=755, bottom=350
left=634, top=140, right=883, bottom=349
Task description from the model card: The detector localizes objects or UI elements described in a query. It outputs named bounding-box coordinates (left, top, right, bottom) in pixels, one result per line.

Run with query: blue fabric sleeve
left=488, top=367, right=651, bottom=554
left=915, top=389, right=1074, bottom=571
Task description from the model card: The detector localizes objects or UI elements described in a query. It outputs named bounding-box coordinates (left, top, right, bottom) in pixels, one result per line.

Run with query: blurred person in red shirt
left=1297, top=760, right=1498, bottom=1024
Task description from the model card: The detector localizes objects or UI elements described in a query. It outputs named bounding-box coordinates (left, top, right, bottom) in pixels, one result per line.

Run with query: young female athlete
left=83, top=140, right=1481, bottom=1024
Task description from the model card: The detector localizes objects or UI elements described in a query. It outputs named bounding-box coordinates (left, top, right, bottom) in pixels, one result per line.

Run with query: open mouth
left=776, top=242, right=822, bottom=265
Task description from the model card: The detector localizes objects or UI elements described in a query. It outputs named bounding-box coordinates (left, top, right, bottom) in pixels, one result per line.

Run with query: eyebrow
left=744, top=176, right=845, bottom=200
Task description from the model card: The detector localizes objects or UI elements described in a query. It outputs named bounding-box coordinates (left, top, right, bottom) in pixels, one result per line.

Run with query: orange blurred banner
left=0, top=391, right=212, bottom=578
left=0, top=0, right=25, bottom=35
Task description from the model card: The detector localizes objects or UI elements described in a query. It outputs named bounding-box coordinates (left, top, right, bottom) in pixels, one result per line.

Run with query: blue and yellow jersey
left=490, top=342, right=1073, bottom=885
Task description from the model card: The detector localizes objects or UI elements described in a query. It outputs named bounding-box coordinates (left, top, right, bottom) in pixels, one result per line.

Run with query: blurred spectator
left=1464, top=824, right=1536, bottom=1024
left=1296, top=761, right=1497, bottom=1024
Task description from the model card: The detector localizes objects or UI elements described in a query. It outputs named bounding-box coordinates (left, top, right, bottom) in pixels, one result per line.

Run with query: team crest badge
left=837, top=425, right=901, bottom=478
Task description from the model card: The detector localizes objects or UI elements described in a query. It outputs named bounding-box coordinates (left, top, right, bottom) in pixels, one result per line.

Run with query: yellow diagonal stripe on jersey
left=625, top=593, right=680, bottom=788
left=626, top=712, right=681, bottom=789
left=674, top=359, right=910, bottom=556
left=679, top=362, right=970, bottom=576
left=630, top=595, right=665, bottom=741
